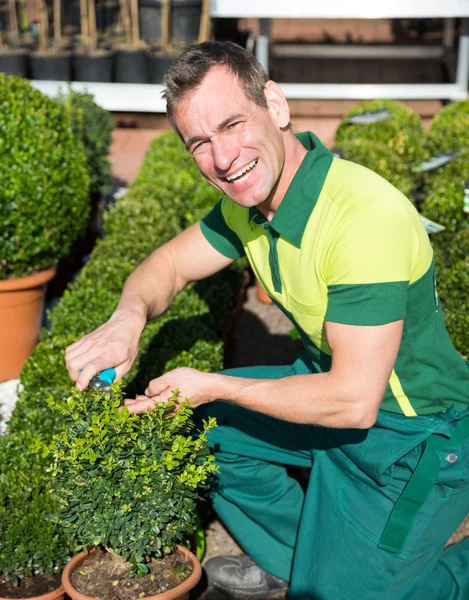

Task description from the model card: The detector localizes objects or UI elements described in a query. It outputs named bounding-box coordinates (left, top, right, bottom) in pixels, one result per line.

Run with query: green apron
left=195, top=356, right=469, bottom=600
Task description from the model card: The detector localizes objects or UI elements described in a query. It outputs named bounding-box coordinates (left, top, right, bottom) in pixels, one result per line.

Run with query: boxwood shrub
left=0, top=131, right=242, bottom=583
left=0, top=74, right=90, bottom=280
left=421, top=151, right=469, bottom=232
left=334, top=99, right=426, bottom=168
left=332, top=139, right=415, bottom=197
left=0, top=431, right=72, bottom=584
left=40, top=386, right=218, bottom=573
left=56, top=89, right=115, bottom=198
left=426, top=100, right=469, bottom=155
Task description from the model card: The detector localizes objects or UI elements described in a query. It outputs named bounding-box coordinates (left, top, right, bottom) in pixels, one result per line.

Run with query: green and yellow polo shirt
left=200, top=131, right=469, bottom=416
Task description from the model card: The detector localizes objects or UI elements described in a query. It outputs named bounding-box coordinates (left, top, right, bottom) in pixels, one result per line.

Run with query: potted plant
left=146, top=0, right=174, bottom=83
left=74, top=0, right=113, bottom=82
left=0, top=0, right=28, bottom=76
left=146, top=0, right=209, bottom=85
left=115, top=0, right=148, bottom=82
left=0, top=431, right=71, bottom=600
left=30, top=0, right=72, bottom=80
left=0, top=74, right=90, bottom=381
left=43, top=384, right=217, bottom=600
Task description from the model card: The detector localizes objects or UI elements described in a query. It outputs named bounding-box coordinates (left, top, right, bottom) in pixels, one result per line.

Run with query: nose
left=211, top=135, right=240, bottom=173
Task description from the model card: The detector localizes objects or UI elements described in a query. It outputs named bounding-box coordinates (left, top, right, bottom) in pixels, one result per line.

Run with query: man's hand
left=65, top=309, right=146, bottom=390
left=123, top=367, right=218, bottom=414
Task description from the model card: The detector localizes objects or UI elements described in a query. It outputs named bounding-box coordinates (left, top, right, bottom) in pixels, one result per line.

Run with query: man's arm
left=125, top=319, right=403, bottom=429
left=66, top=223, right=234, bottom=390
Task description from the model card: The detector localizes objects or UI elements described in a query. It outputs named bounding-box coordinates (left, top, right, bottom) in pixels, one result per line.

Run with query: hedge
left=426, top=100, right=469, bottom=156
left=334, top=99, right=426, bottom=168
left=0, top=131, right=242, bottom=583
left=421, top=151, right=469, bottom=233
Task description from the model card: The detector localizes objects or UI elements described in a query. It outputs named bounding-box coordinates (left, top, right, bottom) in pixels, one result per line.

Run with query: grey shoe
left=204, top=554, right=289, bottom=598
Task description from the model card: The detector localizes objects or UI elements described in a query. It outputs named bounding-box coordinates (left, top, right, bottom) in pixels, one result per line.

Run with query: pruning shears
left=82, top=368, right=116, bottom=393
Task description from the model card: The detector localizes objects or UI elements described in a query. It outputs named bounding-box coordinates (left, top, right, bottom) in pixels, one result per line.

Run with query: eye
left=192, top=140, right=208, bottom=153
left=228, top=121, right=242, bottom=130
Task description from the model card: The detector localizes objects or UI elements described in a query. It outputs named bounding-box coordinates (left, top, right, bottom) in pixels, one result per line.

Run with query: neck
left=257, top=132, right=307, bottom=221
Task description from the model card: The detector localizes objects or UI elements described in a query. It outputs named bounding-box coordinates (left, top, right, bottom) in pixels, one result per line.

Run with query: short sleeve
left=200, top=198, right=246, bottom=259
left=324, top=197, right=418, bottom=326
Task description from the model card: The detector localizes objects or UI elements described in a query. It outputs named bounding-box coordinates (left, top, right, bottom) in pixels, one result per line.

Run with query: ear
left=264, top=80, right=291, bottom=129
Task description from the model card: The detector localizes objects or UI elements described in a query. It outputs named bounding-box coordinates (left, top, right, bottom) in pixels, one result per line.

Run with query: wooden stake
left=88, top=0, right=97, bottom=51
left=80, top=0, right=89, bottom=45
left=36, top=0, right=48, bottom=52
left=129, top=0, right=139, bottom=47
left=119, top=0, right=131, bottom=45
left=161, top=0, right=169, bottom=53
left=8, top=0, right=19, bottom=44
left=197, top=0, right=210, bottom=44
left=54, top=0, right=61, bottom=45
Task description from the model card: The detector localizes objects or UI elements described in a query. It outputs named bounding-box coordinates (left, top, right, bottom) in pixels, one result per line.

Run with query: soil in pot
left=30, top=51, right=72, bottom=80
left=0, top=573, right=62, bottom=599
left=74, top=49, right=113, bottom=82
left=70, top=550, right=192, bottom=600
left=0, top=48, right=28, bottom=77
left=114, top=48, right=148, bottom=83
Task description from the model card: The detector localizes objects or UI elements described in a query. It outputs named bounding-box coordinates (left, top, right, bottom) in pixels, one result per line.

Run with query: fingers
left=145, top=375, right=172, bottom=397
left=123, top=393, right=174, bottom=414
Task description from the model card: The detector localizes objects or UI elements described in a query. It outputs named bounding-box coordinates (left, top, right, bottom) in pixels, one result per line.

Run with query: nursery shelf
left=30, top=79, right=469, bottom=114
left=30, top=81, right=167, bottom=113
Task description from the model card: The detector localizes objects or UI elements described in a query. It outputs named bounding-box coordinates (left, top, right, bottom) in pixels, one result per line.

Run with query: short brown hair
left=163, top=41, right=269, bottom=135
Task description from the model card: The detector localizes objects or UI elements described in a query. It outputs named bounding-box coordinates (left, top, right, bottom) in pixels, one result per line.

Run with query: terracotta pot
left=0, top=582, right=65, bottom=600
left=255, top=278, right=273, bottom=304
left=62, top=546, right=202, bottom=600
left=0, top=267, right=56, bottom=382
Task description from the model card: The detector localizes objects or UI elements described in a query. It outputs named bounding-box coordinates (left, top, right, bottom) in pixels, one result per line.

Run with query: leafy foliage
left=0, top=432, right=72, bottom=583
left=421, top=151, right=469, bottom=233
left=426, top=100, right=469, bottom=155
left=0, top=74, right=90, bottom=279
left=40, top=386, right=218, bottom=574
left=56, top=89, right=115, bottom=197
left=334, top=99, right=426, bottom=167
left=333, top=139, right=415, bottom=197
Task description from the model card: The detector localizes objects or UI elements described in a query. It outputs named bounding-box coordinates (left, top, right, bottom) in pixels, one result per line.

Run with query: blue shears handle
left=78, top=368, right=116, bottom=391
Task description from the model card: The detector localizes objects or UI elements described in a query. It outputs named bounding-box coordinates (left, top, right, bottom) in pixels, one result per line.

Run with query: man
left=66, top=42, right=469, bottom=599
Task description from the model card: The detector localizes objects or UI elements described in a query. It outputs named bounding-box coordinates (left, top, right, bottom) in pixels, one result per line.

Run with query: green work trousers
left=195, top=357, right=469, bottom=600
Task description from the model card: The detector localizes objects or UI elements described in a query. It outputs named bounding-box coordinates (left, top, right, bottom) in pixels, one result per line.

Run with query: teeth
left=227, top=159, right=258, bottom=182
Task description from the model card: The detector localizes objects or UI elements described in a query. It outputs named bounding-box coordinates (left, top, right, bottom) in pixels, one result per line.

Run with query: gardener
left=65, top=41, right=469, bottom=600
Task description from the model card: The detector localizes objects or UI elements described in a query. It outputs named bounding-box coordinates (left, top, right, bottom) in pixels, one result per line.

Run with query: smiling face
left=173, top=67, right=298, bottom=213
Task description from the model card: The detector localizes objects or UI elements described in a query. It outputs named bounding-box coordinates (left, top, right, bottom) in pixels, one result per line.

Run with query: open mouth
left=225, top=159, right=258, bottom=185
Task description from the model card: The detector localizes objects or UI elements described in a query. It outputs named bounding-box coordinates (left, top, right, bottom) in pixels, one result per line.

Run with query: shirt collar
left=249, top=131, right=333, bottom=247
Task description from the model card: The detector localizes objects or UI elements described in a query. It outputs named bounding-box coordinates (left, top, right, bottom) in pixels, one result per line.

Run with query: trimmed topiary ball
left=333, top=139, right=416, bottom=197
left=426, top=100, right=469, bottom=155
left=422, top=151, right=469, bottom=232
left=334, top=100, right=425, bottom=167
left=0, top=74, right=90, bottom=280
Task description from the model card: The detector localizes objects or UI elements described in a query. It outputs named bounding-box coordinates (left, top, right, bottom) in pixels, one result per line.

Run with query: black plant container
left=138, top=0, right=161, bottom=45
left=114, top=48, right=148, bottom=83
left=30, top=52, right=72, bottom=80
left=147, top=52, right=175, bottom=84
left=171, top=0, right=201, bottom=43
left=74, top=51, right=113, bottom=82
left=0, top=49, right=28, bottom=77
